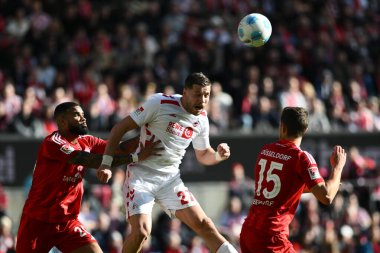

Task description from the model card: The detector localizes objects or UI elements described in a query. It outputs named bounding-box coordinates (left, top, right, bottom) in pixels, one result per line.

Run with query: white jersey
left=129, top=93, right=211, bottom=175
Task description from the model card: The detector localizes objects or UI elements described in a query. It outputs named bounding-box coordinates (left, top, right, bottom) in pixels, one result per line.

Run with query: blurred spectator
left=0, top=215, right=14, bottom=253
left=11, top=100, right=45, bottom=138
left=240, top=82, right=259, bottom=131
left=345, top=146, right=376, bottom=180
left=207, top=81, right=233, bottom=133
left=89, top=83, right=116, bottom=131
left=111, top=84, right=139, bottom=126
left=36, top=55, right=57, bottom=94
left=349, top=101, right=375, bottom=132
left=279, top=76, right=308, bottom=109
left=252, top=96, right=279, bottom=133
left=308, top=98, right=331, bottom=133
left=368, top=97, right=380, bottom=131
left=228, top=163, right=254, bottom=212
left=0, top=185, right=7, bottom=217
left=1, top=82, right=22, bottom=127
left=40, top=105, right=58, bottom=135
left=219, top=196, right=246, bottom=247
left=5, top=8, right=30, bottom=39
left=188, top=236, right=208, bottom=253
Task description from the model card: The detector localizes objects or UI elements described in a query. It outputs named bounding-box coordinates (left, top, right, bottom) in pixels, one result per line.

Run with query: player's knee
left=131, top=226, right=151, bottom=243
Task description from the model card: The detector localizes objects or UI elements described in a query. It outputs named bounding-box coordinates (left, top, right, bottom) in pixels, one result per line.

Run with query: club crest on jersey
left=308, top=166, right=321, bottom=180
left=166, top=121, right=193, bottom=139
left=60, top=144, right=75, bottom=154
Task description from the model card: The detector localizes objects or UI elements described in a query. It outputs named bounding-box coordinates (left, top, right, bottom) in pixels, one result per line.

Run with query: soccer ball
left=237, top=13, right=272, bottom=47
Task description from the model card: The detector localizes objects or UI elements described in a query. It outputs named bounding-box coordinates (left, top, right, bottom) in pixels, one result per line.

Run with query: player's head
left=182, top=72, right=211, bottom=115
left=54, top=102, right=88, bottom=135
left=280, top=107, right=308, bottom=139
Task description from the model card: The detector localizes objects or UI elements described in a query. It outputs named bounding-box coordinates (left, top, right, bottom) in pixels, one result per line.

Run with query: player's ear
left=280, top=123, right=287, bottom=136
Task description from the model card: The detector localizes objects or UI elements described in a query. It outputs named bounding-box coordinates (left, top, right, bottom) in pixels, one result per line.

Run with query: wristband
left=131, top=153, right=139, bottom=163
left=101, top=155, right=113, bottom=166
left=215, top=152, right=223, bottom=161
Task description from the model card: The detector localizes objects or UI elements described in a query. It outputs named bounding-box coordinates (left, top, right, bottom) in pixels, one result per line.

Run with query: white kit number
left=256, top=159, right=283, bottom=199
left=74, top=225, right=92, bottom=238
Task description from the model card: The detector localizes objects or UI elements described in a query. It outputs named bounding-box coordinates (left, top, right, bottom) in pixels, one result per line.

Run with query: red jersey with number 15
left=245, top=139, right=324, bottom=236
left=22, top=131, right=106, bottom=223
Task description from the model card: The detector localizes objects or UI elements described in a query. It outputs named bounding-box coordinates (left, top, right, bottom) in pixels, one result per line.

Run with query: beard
left=69, top=124, right=89, bottom=135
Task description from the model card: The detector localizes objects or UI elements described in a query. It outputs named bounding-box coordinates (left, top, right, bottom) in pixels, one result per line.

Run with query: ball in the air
left=237, top=13, right=272, bottom=47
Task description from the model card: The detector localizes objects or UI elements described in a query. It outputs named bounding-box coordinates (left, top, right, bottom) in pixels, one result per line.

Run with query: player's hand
left=97, top=165, right=112, bottom=183
left=330, top=145, right=347, bottom=171
left=216, top=143, right=230, bottom=161
left=138, top=135, right=164, bottom=161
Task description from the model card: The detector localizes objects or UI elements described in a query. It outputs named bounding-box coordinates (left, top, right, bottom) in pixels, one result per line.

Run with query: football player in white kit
left=97, top=72, right=238, bottom=253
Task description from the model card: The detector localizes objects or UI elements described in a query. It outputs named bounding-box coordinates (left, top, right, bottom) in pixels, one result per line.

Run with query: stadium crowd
left=0, top=0, right=379, bottom=252
left=0, top=0, right=379, bottom=136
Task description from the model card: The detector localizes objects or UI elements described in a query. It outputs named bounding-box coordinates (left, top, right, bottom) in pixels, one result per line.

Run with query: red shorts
left=16, top=214, right=97, bottom=253
left=240, top=222, right=296, bottom=253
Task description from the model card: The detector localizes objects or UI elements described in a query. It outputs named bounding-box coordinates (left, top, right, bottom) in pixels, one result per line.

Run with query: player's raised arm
left=310, top=145, right=347, bottom=205
left=194, top=143, right=231, bottom=165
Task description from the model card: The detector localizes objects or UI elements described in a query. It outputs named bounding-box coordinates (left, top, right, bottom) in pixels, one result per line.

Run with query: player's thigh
left=16, top=215, right=55, bottom=253
left=55, top=219, right=99, bottom=253
left=155, top=177, right=198, bottom=218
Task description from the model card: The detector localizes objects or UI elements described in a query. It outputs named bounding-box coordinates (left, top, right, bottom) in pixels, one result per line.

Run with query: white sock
left=216, top=241, right=238, bottom=253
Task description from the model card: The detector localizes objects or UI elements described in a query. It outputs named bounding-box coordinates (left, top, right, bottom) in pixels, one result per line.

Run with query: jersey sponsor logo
left=60, top=144, right=75, bottom=154
left=252, top=199, right=274, bottom=206
left=166, top=121, right=193, bottom=139
left=63, top=168, right=83, bottom=183
left=308, top=166, right=321, bottom=180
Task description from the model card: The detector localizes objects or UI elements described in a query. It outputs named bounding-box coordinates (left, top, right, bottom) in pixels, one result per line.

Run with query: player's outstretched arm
left=68, top=135, right=161, bottom=168
left=194, top=143, right=230, bottom=165
left=310, top=145, right=347, bottom=205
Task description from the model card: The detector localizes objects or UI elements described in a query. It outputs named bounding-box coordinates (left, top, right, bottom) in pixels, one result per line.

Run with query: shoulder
left=45, top=131, right=67, bottom=146
left=159, top=93, right=181, bottom=107
left=300, top=150, right=317, bottom=165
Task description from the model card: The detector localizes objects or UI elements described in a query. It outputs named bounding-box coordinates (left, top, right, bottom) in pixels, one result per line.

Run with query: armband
left=101, top=155, right=113, bottom=166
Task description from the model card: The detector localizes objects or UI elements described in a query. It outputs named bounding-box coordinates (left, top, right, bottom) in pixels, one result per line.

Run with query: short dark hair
left=280, top=107, right=308, bottom=138
left=184, top=72, right=211, bottom=89
left=54, top=102, right=79, bottom=119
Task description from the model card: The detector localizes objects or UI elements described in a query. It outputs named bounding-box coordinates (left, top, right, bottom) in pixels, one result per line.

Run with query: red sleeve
left=43, top=137, right=78, bottom=161
left=81, top=135, right=107, bottom=154
left=299, top=151, right=325, bottom=189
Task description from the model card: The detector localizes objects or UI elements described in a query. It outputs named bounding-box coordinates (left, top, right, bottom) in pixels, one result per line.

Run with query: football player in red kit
left=16, top=102, right=161, bottom=253
left=240, top=107, right=347, bottom=253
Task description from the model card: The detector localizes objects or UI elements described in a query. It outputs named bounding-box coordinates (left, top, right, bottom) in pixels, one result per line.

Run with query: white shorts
left=123, top=165, right=198, bottom=218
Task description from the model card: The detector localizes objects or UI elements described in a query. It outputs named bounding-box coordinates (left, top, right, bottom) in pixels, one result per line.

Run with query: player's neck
left=59, top=130, right=79, bottom=144
left=281, top=137, right=302, bottom=147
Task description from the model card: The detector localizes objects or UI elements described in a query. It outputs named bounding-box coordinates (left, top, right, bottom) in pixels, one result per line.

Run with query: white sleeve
left=130, top=94, right=161, bottom=126
left=192, top=116, right=211, bottom=150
